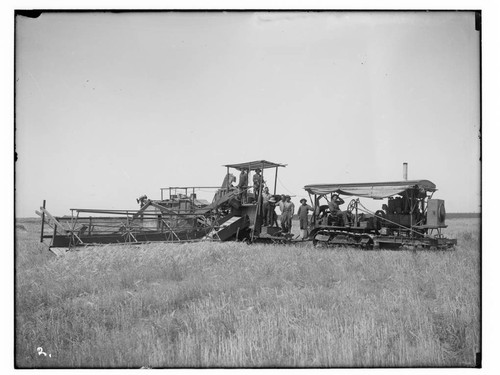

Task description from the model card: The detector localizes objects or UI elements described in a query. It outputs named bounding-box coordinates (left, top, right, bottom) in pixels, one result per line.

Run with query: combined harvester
left=37, top=160, right=294, bottom=252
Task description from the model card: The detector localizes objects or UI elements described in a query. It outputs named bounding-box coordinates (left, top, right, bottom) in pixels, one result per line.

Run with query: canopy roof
left=304, top=180, right=437, bottom=199
left=224, top=160, right=287, bottom=171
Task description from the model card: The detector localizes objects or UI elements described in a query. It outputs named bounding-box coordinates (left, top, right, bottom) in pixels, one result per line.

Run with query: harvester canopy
left=304, top=180, right=437, bottom=199
left=224, top=160, right=287, bottom=171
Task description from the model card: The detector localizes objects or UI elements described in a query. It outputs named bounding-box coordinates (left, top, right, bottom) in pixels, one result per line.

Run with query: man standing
left=286, top=196, right=295, bottom=233
left=268, top=196, right=279, bottom=227
left=238, top=169, right=248, bottom=204
left=253, top=169, right=263, bottom=203
left=279, top=194, right=286, bottom=231
left=282, top=195, right=295, bottom=233
left=297, top=198, right=314, bottom=240
left=261, top=187, right=271, bottom=226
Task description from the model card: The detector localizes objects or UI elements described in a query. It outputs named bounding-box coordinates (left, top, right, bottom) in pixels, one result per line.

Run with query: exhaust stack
left=403, top=162, right=408, bottom=181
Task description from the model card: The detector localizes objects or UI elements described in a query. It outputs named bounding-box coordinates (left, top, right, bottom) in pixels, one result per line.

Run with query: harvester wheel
left=347, top=199, right=357, bottom=214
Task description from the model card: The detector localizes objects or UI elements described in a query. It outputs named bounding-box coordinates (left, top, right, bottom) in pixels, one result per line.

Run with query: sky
left=15, top=11, right=481, bottom=217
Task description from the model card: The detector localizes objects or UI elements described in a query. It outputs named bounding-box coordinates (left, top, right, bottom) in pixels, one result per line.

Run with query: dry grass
left=15, top=217, right=480, bottom=368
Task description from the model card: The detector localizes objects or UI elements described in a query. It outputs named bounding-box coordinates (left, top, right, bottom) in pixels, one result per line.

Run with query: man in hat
left=253, top=169, right=263, bottom=203
left=282, top=195, right=295, bottom=233
left=328, top=194, right=350, bottom=226
left=237, top=169, right=248, bottom=204
left=297, top=198, right=314, bottom=239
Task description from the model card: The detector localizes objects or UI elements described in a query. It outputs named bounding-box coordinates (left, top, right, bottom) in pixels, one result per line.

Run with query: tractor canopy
left=304, top=180, right=437, bottom=199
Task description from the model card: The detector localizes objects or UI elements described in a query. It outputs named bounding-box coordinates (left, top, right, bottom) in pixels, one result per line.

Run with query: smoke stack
left=403, top=162, right=408, bottom=181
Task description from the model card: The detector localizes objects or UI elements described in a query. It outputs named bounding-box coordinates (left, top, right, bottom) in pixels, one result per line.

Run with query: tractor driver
left=328, top=194, right=350, bottom=226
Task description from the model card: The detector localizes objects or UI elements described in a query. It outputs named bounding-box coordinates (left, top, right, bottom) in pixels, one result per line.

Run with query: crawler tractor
left=304, top=179, right=457, bottom=250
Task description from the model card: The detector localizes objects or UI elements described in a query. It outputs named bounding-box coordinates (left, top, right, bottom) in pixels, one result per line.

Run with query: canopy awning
left=304, top=180, right=437, bottom=199
left=224, top=160, right=287, bottom=171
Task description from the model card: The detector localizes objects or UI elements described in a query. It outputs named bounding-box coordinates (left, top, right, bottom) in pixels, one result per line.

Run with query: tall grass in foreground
left=15, top=218, right=480, bottom=368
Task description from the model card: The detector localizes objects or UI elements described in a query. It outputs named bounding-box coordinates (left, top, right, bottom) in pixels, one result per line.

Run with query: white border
left=4, top=1, right=498, bottom=374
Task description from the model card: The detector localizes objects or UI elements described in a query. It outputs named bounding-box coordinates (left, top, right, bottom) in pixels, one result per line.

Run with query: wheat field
left=15, top=217, right=480, bottom=368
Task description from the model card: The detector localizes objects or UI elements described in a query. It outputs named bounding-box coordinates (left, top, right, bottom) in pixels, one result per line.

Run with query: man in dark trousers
left=268, top=196, right=279, bottom=227
left=297, top=198, right=314, bottom=239
left=238, top=169, right=248, bottom=204
left=253, top=169, right=263, bottom=203
left=328, top=194, right=349, bottom=226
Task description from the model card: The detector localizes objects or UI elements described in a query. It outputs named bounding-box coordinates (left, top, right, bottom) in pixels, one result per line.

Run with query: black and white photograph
left=9, top=2, right=493, bottom=370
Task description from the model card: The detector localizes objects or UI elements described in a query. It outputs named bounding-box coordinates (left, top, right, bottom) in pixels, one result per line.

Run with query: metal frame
left=223, top=160, right=286, bottom=242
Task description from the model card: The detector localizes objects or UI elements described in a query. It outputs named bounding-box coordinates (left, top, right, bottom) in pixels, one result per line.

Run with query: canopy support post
left=274, top=167, right=278, bottom=195
left=40, top=200, right=46, bottom=243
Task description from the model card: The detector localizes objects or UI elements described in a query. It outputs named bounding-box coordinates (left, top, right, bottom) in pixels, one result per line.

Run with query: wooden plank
left=49, top=248, right=67, bottom=257
left=39, top=207, right=69, bottom=233
left=131, top=200, right=152, bottom=220
left=148, top=201, right=180, bottom=215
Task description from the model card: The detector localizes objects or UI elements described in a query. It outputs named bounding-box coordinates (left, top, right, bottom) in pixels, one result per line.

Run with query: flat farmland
left=15, top=217, right=480, bottom=368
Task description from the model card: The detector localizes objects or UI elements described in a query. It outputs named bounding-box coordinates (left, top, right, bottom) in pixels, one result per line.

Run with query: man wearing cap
left=297, top=198, right=314, bottom=239
left=237, top=169, right=248, bottom=204
left=328, top=194, right=350, bottom=226
left=253, top=169, right=263, bottom=203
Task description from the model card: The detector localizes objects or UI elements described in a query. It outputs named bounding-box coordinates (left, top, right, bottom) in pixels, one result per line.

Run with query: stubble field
left=15, top=217, right=480, bottom=368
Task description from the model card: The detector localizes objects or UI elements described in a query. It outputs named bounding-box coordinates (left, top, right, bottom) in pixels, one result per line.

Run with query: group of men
left=237, top=168, right=263, bottom=204
left=273, top=194, right=296, bottom=233
left=236, top=168, right=297, bottom=231
left=236, top=168, right=349, bottom=239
